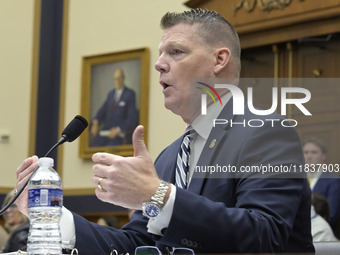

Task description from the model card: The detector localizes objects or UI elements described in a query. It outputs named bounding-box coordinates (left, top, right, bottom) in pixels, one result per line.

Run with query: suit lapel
left=156, top=137, right=182, bottom=184
left=188, top=98, right=235, bottom=194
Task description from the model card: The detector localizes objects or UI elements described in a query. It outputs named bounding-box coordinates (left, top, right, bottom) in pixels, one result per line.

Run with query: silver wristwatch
left=142, top=180, right=169, bottom=218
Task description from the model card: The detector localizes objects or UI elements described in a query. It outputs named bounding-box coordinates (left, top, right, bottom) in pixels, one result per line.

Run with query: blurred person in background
left=0, top=220, right=9, bottom=251
left=97, top=215, right=120, bottom=228
left=1, top=190, right=29, bottom=252
left=303, top=137, right=340, bottom=237
left=311, top=193, right=338, bottom=242
left=128, top=209, right=135, bottom=221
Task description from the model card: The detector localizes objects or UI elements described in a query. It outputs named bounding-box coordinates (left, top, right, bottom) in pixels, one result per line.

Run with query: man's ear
left=213, top=48, right=231, bottom=74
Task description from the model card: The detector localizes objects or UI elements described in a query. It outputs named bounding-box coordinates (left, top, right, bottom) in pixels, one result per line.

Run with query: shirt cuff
left=60, top=206, right=76, bottom=249
left=146, top=184, right=176, bottom=235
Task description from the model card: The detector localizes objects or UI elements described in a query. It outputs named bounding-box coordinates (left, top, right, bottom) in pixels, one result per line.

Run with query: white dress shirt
left=311, top=205, right=338, bottom=242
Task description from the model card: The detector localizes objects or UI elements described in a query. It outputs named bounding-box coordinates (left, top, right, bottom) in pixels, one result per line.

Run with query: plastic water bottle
left=27, top=157, right=63, bottom=255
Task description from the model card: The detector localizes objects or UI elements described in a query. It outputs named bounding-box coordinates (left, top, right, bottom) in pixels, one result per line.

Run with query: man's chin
left=164, top=100, right=177, bottom=112
left=164, top=102, right=188, bottom=121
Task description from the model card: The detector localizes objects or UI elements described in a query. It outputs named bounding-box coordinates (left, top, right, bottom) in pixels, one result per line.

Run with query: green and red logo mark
left=196, top=82, right=222, bottom=115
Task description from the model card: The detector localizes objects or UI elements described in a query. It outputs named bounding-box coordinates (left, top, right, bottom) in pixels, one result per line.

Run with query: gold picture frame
left=79, top=48, right=149, bottom=159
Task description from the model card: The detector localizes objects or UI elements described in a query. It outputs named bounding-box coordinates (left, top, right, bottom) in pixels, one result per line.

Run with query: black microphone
left=0, top=115, right=88, bottom=215
left=62, top=115, right=89, bottom=142
left=45, top=115, right=89, bottom=155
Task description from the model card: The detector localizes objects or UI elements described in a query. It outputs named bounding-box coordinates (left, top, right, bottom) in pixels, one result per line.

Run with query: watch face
left=144, top=203, right=160, bottom=218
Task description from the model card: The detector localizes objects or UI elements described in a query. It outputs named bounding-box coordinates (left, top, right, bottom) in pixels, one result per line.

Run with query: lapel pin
left=209, top=139, right=216, bottom=148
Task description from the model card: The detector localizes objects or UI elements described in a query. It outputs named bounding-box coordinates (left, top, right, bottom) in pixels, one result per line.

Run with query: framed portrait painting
left=79, top=48, right=149, bottom=158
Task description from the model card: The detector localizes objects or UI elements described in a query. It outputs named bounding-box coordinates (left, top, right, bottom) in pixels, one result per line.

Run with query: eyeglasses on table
left=135, top=246, right=194, bottom=255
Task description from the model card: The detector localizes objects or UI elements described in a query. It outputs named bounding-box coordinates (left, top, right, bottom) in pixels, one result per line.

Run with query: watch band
left=151, top=180, right=169, bottom=206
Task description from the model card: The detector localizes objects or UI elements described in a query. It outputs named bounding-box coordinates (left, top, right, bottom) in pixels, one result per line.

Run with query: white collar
left=190, top=92, right=232, bottom=140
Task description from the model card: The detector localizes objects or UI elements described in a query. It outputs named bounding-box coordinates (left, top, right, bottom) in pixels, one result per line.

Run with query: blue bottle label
left=28, top=188, right=63, bottom=208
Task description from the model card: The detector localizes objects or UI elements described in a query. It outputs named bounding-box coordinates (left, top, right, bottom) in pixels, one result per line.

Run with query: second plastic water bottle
left=27, top=157, right=63, bottom=255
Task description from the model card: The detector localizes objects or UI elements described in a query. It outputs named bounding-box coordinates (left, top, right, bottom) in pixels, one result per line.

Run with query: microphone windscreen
left=62, top=115, right=88, bottom=142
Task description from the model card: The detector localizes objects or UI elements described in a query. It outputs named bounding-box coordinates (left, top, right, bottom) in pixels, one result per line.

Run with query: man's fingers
left=16, top=155, right=39, bottom=179
left=92, top=153, right=121, bottom=178
left=92, top=152, right=121, bottom=165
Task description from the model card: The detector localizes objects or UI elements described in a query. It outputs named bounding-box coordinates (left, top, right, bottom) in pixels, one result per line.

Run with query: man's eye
left=172, top=49, right=182, bottom=55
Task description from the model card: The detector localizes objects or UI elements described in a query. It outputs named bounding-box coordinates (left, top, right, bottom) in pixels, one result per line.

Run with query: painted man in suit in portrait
left=90, top=68, right=138, bottom=147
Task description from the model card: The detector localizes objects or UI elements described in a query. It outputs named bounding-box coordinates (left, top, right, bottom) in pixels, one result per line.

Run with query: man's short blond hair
left=160, top=8, right=241, bottom=74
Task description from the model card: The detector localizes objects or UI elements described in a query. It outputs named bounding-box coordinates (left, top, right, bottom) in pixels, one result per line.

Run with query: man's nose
left=304, top=153, right=312, bottom=159
left=155, top=55, right=169, bottom=73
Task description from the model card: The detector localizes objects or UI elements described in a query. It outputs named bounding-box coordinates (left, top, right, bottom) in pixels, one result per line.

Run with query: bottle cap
left=39, top=157, right=54, bottom=167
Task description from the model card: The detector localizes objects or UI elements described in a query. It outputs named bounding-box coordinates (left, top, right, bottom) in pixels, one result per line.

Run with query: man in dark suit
left=90, top=68, right=138, bottom=147
left=304, top=137, right=340, bottom=237
left=15, top=9, right=314, bottom=254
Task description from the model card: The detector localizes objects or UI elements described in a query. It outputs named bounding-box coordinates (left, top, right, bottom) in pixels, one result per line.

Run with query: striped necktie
left=176, top=129, right=192, bottom=189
